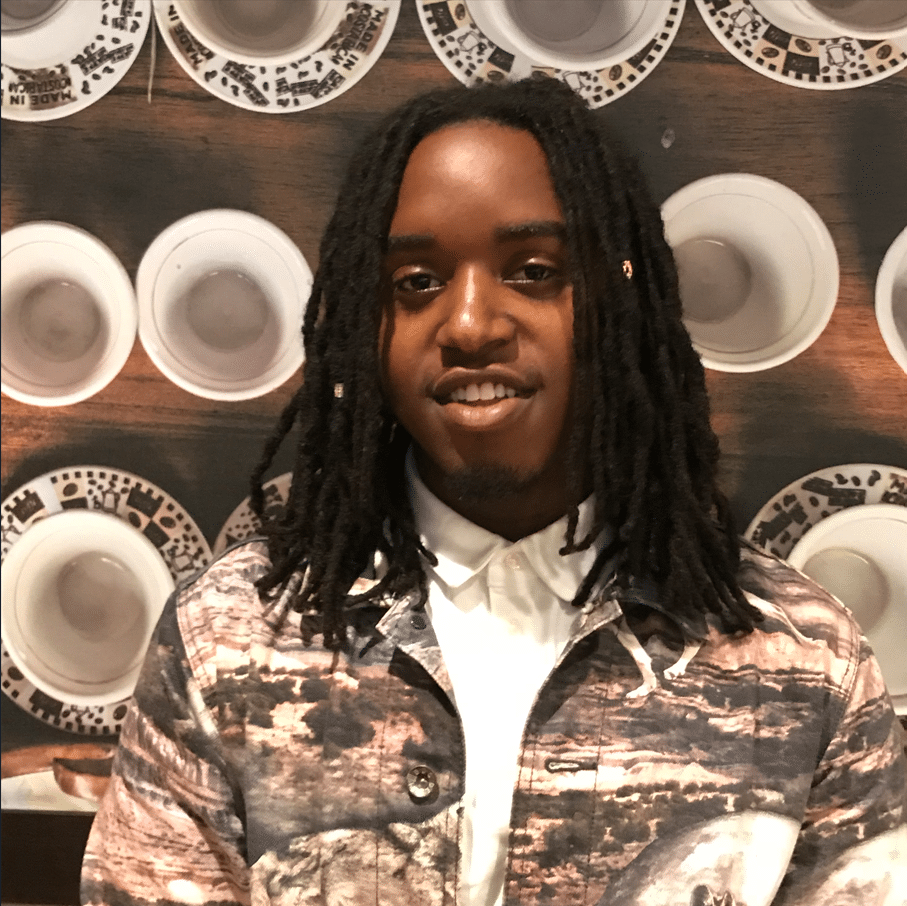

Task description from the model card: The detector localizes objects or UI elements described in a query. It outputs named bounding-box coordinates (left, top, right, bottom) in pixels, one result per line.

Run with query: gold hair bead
left=334, top=383, right=344, bottom=399
left=622, top=260, right=633, bottom=280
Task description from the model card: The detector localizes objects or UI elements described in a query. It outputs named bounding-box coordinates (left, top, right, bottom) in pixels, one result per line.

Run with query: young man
left=82, top=80, right=906, bottom=905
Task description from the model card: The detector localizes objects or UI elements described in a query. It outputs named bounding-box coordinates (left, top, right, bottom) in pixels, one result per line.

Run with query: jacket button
left=410, top=613, right=427, bottom=630
left=406, top=765, right=439, bottom=803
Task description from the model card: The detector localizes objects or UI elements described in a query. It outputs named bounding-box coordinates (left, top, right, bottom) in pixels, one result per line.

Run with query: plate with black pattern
left=695, top=0, right=907, bottom=89
left=416, top=0, right=685, bottom=108
left=1, top=0, right=150, bottom=122
left=153, top=0, right=399, bottom=113
left=744, top=464, right=907, bottom=558
left=213, top=472, right=291, bottom=555
left=0, top=465, right=212, bottom=735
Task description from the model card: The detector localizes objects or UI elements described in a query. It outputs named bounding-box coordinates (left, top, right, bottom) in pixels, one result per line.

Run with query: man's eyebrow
left=494, top=220, right=567, bottom=242
left=385, top=221, right=567, bottom=253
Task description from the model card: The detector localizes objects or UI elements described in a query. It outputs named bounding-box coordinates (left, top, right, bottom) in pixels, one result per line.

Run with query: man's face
left=380, top=121, right=576, bottom=536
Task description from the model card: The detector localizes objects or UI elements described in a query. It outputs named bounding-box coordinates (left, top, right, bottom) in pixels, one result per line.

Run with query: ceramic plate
left=136, top=209, right=310, bottom=400
left=153, top=0, right=400, bottom=113
left=213, top=472, right=291, bottom=555
left=0, top=465, right=212, bottom=734
left=661, top=173, right=838, bottom=372
left=695, top=0, right=907, bottom=89
left=875, top=225, right=907, bottom=375
left=416, top=0, right=685, bottom=108
left=745, top=464, right=907, bottom=715
left=787, top=504, right=907, bottom=712
left=1, top=0, right=151, bottom=122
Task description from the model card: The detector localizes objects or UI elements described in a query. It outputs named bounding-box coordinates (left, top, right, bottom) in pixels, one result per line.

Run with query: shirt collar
left=405, top=450, right=609, bottom=603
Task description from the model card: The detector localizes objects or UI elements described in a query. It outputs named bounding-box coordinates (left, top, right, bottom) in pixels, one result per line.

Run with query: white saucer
left=137, top=209, right=311, bottom=401
left=745, top=464, right=907, bottom=557
left=661, top=173, right=838, bottom=371
left=1, top=465, right=212, bottom=734
left=788, top=504, right=907, bottom=712
left=1, top=0, right=151, bottom=122
left=213, top=471, right=291, bottom=555
left=875, top=225, right=907, bottom=375
left=695, top=0, right=907, bottom=89
left=416, top=0, right=685, bottom=109
left=153, top=0, right=400, bottom=113
left=1, top=221, right=137, bottom=406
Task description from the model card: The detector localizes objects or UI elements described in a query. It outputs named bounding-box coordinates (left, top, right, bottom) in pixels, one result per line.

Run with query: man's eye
left=394, top=272, right=441, bottom=294
left=509, top=262, right=558, bottom=283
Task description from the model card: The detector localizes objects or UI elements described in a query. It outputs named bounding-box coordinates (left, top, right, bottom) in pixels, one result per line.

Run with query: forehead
left=390, top=121, right=565, bottom=231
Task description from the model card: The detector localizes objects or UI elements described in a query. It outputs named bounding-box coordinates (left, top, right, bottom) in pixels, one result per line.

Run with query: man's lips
left=431, top=369, right=535, bottom=405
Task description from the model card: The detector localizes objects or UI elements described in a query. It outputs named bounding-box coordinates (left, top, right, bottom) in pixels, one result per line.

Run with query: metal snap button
left=410, top=613, right=427, bottom=630
left=405, top=765, right=439, bottom=803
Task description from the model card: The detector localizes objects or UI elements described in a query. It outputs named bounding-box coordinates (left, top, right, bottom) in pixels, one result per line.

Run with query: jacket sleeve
left=81, top=588, right=250, bottom=906
left=775, top=636, right=907, bottom=905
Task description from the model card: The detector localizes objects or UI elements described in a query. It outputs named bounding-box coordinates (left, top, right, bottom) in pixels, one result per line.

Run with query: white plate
left=213, top=471, right=291, bottom=555
left=875, top=225, right=907, bottom=375
left=744, top=463, right=907, bottom=715
left=661, top=173, right=838, bottom=372
left=153, top=0, right=400, bottom=113
left=1, top=221, right=137, bottom=406
left=695, top=0, right=907, bottom=90
left=2, top=509, right=175, bottom=707
left=1, top=465, right=212, bottom=734
left=416, top=0, right=685, bottom=109
left=1, top=0, right=151, bottom=122
left=137, top=209, right=310, bottom=401
left=788, top=504, right=907, bottom=712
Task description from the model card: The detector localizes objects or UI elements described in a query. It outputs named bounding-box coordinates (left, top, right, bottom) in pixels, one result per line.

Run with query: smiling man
left=83, top=80, right=906, bottom=906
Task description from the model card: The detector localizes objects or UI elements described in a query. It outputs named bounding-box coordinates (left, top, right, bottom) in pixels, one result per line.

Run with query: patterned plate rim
left=213, top=472, right=292, bottom=555
left=416, top=0, right=685, bottom=109
left=695, top=0, right=907, bottom=90
left=153, top=0, right=400, bottom=114
left=1, top=465, right=212, bottom=736
left=0, top=0, right=151, bottom=122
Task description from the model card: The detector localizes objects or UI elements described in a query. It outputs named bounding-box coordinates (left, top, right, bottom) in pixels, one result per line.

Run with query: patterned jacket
left=81, top=540, right=907, bottom=905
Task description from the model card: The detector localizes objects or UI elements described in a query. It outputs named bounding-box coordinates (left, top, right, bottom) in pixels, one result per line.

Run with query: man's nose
left=436, top=266, right=514, bottom=355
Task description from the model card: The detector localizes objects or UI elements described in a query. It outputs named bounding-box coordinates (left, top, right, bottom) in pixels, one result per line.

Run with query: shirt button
left=503, top=552, right=522, bottom=570
left=410, top=613, right=427, bottom=630
left=405, top=765, right=439, bottom=803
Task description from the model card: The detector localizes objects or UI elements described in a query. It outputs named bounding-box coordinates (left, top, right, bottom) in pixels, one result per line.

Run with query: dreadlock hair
left=251, top=76, right=763, bottom=649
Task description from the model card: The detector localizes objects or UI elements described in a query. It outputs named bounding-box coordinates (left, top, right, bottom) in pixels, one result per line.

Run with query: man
left=82, top=79, right=906, bottom=905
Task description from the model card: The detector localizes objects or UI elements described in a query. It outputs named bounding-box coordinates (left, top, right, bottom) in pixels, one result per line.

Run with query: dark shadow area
left=716, top=362, right=907, bottom=531
left=838, top=95, right=907, bottom=285
left=2, top=123, right=256, bottom=276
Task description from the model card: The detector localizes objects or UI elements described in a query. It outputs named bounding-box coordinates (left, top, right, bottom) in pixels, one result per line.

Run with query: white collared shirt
left=406, top=456, right=604, bottom=906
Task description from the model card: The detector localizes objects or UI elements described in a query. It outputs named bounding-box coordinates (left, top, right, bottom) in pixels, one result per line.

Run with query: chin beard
left=443, top=464, right=531, bottom=502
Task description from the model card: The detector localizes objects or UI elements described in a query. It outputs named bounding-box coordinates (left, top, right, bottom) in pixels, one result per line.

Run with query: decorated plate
left=744, top=463, right=907, bottom=557
left=153, top=0, right=400, bottom=113
left=1, top=0, right=151, bottom=122
left=695, top=0, right=907, bottom=89
left=416, top=0, right=685, bottom=108
left=0, top=465, right=212, bottom=734
left=213, top=471, right=291, bottom=555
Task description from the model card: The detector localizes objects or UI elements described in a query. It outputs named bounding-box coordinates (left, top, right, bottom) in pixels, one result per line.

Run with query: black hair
left=251, top=77, right=762, bottom=648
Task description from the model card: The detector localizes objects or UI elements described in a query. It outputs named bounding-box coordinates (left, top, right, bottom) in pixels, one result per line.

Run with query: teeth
left=448, top=383, right=518, bottom=403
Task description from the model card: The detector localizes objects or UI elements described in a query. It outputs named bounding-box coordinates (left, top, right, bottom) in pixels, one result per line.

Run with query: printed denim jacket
left=82, top=540, right=907, bottom=905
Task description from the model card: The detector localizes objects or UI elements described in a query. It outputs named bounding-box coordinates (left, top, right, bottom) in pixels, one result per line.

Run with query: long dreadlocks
left=251, top=77, right=763, bottom=648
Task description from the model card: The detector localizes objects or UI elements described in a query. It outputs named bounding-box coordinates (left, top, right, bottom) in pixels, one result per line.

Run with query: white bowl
left=137, top=209, right=310, bottom=401
left=662, top=174, right=839, bottom=372
left=752, top=0, right=907, bottom=40
left=170, top=0, right=346, bottom=66
left=875, top=225, right=907, bottom=375
left=1, top=222, right=137, bottom=406
left=1, top=510, right=174, bottom=706
left=467, top=0, right=672, bottom=72
left=788, top=503, right=907, bottom=711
